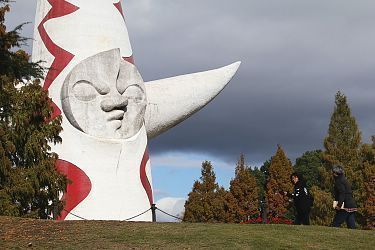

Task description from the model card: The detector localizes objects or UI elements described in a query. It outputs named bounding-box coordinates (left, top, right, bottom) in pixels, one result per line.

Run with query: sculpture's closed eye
left=73, top=80, right=98, bottom=102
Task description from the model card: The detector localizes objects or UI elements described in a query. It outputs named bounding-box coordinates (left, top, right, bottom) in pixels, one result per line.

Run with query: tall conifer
left=229, top=154, right=259, bottom=222
left=323, top=91, right=362, bottom=190
left=266, top=145, right=293, bottom=217
left=322, top=91, right=364, bottom=223
left=0, top=0, right=66, bottom=218
left=183, top=161, right=225, bottom=222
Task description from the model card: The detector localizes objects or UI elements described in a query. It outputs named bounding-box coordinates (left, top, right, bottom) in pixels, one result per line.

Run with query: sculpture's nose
left=101, top=96, right=128, bottom=112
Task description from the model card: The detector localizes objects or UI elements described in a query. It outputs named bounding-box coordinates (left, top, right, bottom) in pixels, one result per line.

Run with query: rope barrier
left=123, top=208, right=151, bottom=221
left=61, top=206, right=182, bottom=222
left=62, top=208, right=151, bottom=221
left=63, top=209, right=88, bottom=220
left=156, top=207, right=183, bottom=221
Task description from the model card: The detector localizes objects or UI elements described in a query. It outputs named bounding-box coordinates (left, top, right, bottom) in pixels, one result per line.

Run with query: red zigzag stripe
left=38, top=0, right=89, bottom=220
left=38, top=0, right=79, bottom=119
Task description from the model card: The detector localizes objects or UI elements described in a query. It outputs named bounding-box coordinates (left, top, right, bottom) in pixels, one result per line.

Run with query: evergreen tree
left=0, top=0, right=66, bottom=218
left=183, top=161, right=225, bottom=222
left=322, top=91, right=365, bottom=225
left=266, top=145, right=293, bottom=217
left=322, top=91, right=362, bottom=192
left=229, top=154, right=259, bottom=222
left=293, top=150, right=323, bottom=188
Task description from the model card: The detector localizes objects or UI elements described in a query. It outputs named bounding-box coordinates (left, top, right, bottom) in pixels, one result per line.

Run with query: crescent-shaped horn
left=144, top=61, right=241, bottom=139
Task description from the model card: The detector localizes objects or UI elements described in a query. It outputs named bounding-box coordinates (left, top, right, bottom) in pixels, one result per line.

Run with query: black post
left=151, top=204, right=156, bottom=222
left=52, top=200, right=57, bottom=220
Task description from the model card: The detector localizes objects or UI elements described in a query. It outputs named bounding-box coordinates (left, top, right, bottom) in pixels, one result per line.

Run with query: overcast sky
left=5, top=1, right=375, bottom=209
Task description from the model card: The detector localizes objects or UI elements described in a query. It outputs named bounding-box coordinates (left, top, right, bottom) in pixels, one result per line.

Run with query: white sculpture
left=33, top=0, right=240, bottom=221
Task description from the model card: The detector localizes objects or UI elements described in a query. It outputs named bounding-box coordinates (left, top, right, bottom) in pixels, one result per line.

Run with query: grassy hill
left=0, top=216, right=373, bottom=249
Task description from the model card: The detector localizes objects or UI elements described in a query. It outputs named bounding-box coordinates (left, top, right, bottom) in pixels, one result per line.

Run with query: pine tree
left=322, top=91, right=365, bottom=225
left=323, top=91, right=362, bottom=191
left=0, top=1, right=66, bottom=218
left=183, top=161, right=225, bottom=222
left=266, top=145, right=293, bottom=217
left=229, top=154, right=259, bottom=222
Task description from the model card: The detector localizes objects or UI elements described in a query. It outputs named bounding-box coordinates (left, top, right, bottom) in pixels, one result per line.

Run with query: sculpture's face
left=61, top=49, right=147, bottom=139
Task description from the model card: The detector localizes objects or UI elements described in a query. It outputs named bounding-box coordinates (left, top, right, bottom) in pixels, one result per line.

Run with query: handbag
left=333, top=201, right=345, bottom=209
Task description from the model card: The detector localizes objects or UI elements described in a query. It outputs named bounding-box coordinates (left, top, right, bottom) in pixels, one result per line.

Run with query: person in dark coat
left=331, top=165, right=357, bottom=229
left=287, top=173, right=313, bottom=225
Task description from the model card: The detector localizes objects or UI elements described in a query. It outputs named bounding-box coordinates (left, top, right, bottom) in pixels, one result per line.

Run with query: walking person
left=286, top=173, right=313, bottom=225
left=331, top=165, right=357, bottom=229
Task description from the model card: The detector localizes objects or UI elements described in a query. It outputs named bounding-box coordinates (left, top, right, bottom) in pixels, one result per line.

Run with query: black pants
left=332, top=210, right=356, bottom=229
left=295, top=208, right=310, bottom=225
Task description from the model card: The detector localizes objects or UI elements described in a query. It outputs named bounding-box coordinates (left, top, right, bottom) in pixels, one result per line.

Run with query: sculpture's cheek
left=117, top=103, right=146, bottom=138
left=69, top=98, right=110, bottom=137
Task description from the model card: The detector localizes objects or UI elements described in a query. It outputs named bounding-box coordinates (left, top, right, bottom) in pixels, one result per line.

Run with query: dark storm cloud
left=126, top=0, right=375, bottom=163
left=7, top=0, right=375, bottom=164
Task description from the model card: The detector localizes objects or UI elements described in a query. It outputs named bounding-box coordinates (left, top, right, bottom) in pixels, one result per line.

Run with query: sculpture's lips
left=112, top=120, right=122, bottom=130
left=107, top=110, right=125, bottom=121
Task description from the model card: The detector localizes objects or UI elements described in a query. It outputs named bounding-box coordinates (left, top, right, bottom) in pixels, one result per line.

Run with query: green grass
left=0, top=216, right=374, bottom=249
